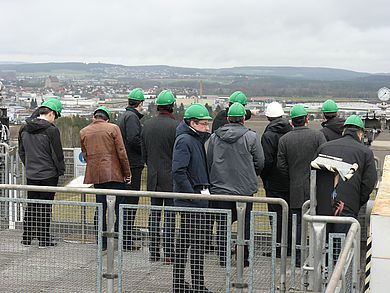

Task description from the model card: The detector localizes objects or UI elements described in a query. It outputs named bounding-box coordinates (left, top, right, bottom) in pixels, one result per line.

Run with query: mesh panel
left=250, top=211, right=277, bottom=293
left=0, top=197, right=103, bottom=293
left=118, top=205, right=232, bottom=293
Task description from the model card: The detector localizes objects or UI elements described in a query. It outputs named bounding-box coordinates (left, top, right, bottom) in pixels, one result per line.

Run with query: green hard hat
left=321, top=99, right=339, bottom=113
left=41, top=98, right=62, bottom=118
left=290, top=104, right=308, bottom=119
left=94, top=106, right=111, bottom=121
left=128, top=88, right=145, bottom=101
left=229, top=91, right=248, bottom=105
left=184, top=104, right=212, bottom=120
left=156, top=90, right=176, bottom=106
left=228, top=102, right=246, bottom=117
left=344, top=115, right=364, bottom=129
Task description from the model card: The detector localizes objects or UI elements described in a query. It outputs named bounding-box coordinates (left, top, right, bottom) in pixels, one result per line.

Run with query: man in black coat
left=19, top=99, right=65, bottom=247
left=260, top=102, right=292, bottom=256
left=320, top=100, right=345, bottom=141
left=142, top=90, right=179, bottom=263
left=117, top=88, right=145, bottom=250
left=211, top=91, right=252, bottom=133
left=277, top=104, right=326, bottom=265
left=315, top=115, right=377, bottom=233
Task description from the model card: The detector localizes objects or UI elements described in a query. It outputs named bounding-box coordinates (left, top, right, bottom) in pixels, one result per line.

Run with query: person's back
left=278, top=126, right=326, bottom=208
left=316, top=123, right=377, bottom=217
left=208, top=123, right=264, bottom=195
left=19, top=117, right=64, bottom=180
left=261, top=116, right=292, bottom=192
left=80, top=120, right=129, bottom=184
left=207, top=102, right=264, bottom=268
left=315, top=115, right=377, bottom=236
left=80, top=106, right=131, bottom=251
left=142, top=90, right=178, bottom=263
left=18, top=98, right=64, bottom=247
left=321, top=116, right=345, bottom=141
left=142, top=112, right=179, bottom=191
left=320, top=100, right=345, bottom=141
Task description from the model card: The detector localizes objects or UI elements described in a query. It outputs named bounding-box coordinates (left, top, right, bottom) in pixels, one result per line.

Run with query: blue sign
left=78, top=152, right=86, bottom=164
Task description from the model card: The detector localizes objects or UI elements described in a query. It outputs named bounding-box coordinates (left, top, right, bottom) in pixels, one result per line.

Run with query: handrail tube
left=303, top=210, right=361, bottom=293
left=325, top=222, right=360, bottom=293
left=0, top=183, right=289, bottom=293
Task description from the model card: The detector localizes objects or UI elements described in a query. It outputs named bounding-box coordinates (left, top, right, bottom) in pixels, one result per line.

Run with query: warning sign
left=73, top=148, right=87, bottom=178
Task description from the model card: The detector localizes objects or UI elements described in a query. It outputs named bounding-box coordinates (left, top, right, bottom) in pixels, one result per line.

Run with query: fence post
left=105, top=195, right=117, bottom=293
left=234, top=202, right=247, bottom=291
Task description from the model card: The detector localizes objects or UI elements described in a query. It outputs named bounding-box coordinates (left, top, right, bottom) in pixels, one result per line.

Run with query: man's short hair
left=39, top=107, right=53, bottom=116
left=94, top=110, right=109, bottom=121
left=291, top=116, right=306, bottom=127
left=324, top=113, right=337, bottom=120
left=267, top=116, right=282, bottom=122
left=157, top=104, right=174, bottom=113
left=228, top=116, right=244, bottom=123
left=128, top=99, right=142, bottom=107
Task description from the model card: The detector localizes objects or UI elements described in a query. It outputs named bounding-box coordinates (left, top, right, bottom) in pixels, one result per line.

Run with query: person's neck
left=39, top=115, right=52, bottom=123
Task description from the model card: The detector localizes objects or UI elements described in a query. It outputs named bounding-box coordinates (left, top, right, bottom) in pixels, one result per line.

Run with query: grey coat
left=207, top=123, right=264, bottom=196
left=277, top=126, right=326, bottom=209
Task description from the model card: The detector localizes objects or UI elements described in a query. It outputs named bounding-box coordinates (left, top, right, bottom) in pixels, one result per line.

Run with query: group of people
left=18, top=89, right=377, bottom=293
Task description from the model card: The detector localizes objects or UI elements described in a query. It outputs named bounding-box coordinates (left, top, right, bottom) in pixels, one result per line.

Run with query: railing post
left=312, top=222, right=326, bottom=291
left=279, top=201, right=288, bottom=293
left=234, top=202, right=247, bottom=291
left=104, top=195, right=117, bottom=293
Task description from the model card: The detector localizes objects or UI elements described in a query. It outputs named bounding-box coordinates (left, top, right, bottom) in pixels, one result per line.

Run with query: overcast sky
left=1, top=0, right=389, bottom=73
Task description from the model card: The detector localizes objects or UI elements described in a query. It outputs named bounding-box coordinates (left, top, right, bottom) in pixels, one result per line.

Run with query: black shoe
left=39, top=241, right=57, bottom=248
left=21, top=240, right=31, bottom=246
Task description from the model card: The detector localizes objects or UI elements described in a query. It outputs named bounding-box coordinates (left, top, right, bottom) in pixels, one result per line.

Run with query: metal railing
left=0, top=183, right=289, bottom=293
left=301, top=200, right=361, bottom=293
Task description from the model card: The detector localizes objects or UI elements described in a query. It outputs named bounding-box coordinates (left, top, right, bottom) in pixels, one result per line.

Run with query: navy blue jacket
left=172, top=121, right=210, bottom=208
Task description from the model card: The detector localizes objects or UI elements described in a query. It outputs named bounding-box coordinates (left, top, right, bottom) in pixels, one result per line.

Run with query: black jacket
left=18, top=117, right=65, bottom=180
left=117, top=106, right=144, bottom=168
left=320, top=117, right=345, bottom=141
left=211, top=108, right=252, bottom=133
left=141, top=111, right=179, bottom=192
left=261, top=118, right=292, bottom=192
left=315, top=129, right=377, bottom=216
left=277, top=126, right=326, bottom=209
left=172, top=121, right=210, bottom=208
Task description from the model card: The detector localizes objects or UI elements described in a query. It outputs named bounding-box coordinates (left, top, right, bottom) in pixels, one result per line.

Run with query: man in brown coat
left=80, top=106, right=131, bottom=250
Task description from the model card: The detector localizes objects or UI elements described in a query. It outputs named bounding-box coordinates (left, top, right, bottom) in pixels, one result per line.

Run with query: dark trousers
left=173, top=211, right=207, bottom=292
left=94, top=181, right=127, bottom=249
left=23, top=177, right=58, bottom=244
left=117, top=167, right=143, bottom=248
left=149, top=197, right=175, bottom=258
left=213, top=201, right=253, bottom=264
left=266, top=189, right=289, bottom=257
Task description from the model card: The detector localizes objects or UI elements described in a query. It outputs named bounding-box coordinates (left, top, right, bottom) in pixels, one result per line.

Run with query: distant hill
left=0, top=62, right=373, bottom=81
left=1, top=62, right=388, bottom=99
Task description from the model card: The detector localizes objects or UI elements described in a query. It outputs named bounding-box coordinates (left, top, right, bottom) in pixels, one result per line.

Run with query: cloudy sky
left=1, top=0, right=389, bottom=73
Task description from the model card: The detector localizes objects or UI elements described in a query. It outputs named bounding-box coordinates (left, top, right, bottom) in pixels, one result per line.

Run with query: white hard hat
left=265, top=102, right=284, bottom=117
